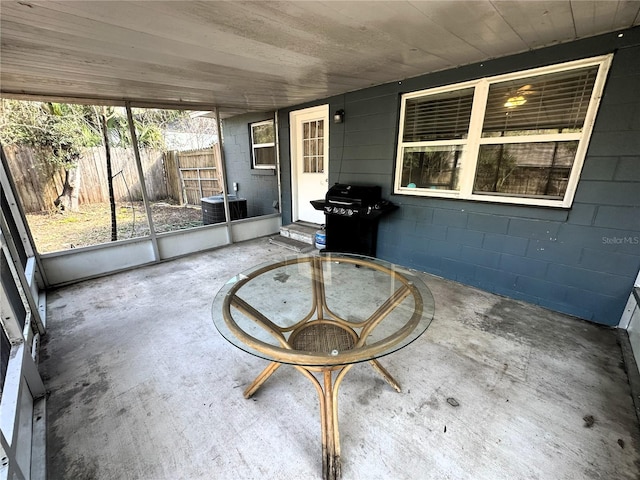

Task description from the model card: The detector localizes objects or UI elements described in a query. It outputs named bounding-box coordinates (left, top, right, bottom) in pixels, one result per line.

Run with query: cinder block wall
left=221, top=113, right=279, bottom=218
left=275, top=27, right=640, bottom=326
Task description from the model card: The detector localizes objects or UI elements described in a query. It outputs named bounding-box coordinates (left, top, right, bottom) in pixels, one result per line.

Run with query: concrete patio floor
left=41, top=236, right=640, bottom=479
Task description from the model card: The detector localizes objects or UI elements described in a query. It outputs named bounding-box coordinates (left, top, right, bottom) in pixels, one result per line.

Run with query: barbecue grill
left=311, top=183, right=397, bottom=256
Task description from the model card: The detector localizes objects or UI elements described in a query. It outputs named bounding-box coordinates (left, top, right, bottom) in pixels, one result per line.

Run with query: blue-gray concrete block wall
left=221, top=112, right=279, bottom=218
left=266, top=28, right=640, bottom=326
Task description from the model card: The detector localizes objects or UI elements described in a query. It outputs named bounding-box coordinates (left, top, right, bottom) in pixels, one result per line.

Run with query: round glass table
left=212, top=252, right=435, bottom=480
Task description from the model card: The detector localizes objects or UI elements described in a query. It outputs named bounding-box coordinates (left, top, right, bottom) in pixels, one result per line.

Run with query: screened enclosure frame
left=1, top=100, right=282, bottom=288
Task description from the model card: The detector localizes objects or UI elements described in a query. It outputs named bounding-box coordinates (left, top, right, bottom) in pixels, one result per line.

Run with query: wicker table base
left=215, top=254, right=432, bottom=480
left=244, top=321, right=401, bottom=480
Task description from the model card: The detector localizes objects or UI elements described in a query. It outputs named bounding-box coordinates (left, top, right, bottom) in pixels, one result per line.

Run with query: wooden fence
left=76, top=147, right=168, bottom=204
left=5, top=146, right=166, bottom=212
left=5, top=146, right=62, bottom=213
left=4, top=146, right=222, bottom=212
left=164, top=148, right=223, bottom=205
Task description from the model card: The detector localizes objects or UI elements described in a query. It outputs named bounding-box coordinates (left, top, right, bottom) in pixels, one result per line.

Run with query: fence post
left=178, top=156, right=187, bottom=206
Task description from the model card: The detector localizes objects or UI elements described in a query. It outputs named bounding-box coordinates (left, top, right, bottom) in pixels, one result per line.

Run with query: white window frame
left=250, top=119, right=276, bottom=169
left=394, top=55, right=613, bottom=208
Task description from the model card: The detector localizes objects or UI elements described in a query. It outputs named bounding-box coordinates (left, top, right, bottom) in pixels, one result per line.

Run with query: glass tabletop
left=211, top=252, right=435, bottom=367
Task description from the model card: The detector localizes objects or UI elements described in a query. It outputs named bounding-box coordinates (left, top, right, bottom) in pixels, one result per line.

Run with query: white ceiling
left=1, top=1, right=639, bottom=117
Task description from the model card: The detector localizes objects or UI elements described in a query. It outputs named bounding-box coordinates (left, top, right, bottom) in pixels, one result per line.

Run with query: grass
left=26, top=201, right=204, bottom=253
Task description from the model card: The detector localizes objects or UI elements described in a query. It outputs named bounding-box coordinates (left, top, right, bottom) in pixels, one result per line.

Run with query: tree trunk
left=55, top=164, right=81, bottom=212
left=100, top=112, right=118, bottom=242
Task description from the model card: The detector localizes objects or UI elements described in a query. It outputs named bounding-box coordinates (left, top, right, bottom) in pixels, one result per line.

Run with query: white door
left=290, top=105, right=329, bottom=224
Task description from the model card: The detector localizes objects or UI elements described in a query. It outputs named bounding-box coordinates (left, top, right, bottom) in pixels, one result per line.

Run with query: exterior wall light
left=334, top=109, right=345, bottom=123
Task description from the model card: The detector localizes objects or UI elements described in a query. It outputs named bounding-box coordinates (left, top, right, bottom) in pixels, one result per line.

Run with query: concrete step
left=268, top=236, right=316, bottom=253
left=279, top=221, right=323, bottom=245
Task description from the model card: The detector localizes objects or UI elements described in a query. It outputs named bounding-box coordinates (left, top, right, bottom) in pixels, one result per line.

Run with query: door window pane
left=302, top=119, right=324, bottom=174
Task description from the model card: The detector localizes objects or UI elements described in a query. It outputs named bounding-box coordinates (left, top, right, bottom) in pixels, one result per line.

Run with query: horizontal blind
left=403, top=88, right=474, bottom=142
left=483, top=65, right=599, bottom=136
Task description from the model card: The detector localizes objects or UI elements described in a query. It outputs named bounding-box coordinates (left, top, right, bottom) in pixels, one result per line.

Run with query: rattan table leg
left=369, top=359, right=402, bottom=392
left=291, top=364, right=353, bottom=480
left=244, top=361, right=281, bottom=399
left=322, top=369, right=341, bottom=479
left=321, top=365, right=352, bottom=480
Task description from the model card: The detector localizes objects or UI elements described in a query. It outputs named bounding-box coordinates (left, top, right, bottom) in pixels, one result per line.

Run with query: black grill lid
left=326, top=184, right=381, bottom=206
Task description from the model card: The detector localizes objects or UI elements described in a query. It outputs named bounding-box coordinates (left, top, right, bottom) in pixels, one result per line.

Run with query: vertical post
left=178, top=167, right=187, bottom=205
left=274, top=110, right=283, bottom=213
left=214, top=107, right=233, bottom=244
left=125, top=103, right=160, bottom=261
left=100, top=109, right=117, bottom=242
left=198, top=167, right=204, bottom=200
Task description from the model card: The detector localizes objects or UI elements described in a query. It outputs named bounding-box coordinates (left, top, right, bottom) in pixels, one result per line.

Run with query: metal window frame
left=0, top=214, right=46, bottom=480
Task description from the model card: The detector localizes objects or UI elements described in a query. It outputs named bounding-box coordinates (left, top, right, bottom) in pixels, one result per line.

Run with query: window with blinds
left=394, top=55, right=612, bottom=207
left=482, top=66, right=599, bottom=137
left=403, top=88, right=474, bottom=142
left=399, top=88, right=473, bottom=191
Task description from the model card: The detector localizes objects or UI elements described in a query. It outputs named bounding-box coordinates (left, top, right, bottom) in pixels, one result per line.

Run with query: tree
left=0, top=100, right=102, bottom=211
left=0, top=101, right=205, bottom=218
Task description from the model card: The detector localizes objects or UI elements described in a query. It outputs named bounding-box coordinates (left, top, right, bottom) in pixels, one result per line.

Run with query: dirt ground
left=26, top=201, right=203, bottom=253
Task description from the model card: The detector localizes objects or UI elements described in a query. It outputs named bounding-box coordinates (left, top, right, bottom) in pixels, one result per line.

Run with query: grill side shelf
left=310, top=199, right=326, bottom=211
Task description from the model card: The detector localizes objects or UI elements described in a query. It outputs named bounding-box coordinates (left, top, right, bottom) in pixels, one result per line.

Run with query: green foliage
left=131, top=108, right=186, bottom=149
left=0, top=100, right=193, bottom=167
left=100, top=107, right=187, bottom=149
left=0, top=100, right=102, bottom=169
